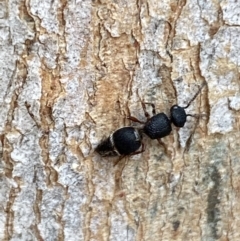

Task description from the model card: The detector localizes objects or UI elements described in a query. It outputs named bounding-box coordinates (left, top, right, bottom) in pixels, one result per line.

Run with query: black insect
left=96, top=82, right=206, bottom=157
left=95, top=126, right=144, bottom=157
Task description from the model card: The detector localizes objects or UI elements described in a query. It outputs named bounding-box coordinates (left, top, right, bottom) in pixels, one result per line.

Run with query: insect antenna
left=183, top=81, right=207, bottom=109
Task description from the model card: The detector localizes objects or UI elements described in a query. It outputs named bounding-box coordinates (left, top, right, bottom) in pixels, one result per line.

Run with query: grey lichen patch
left=63, top=1, right=93, bottom=72
left=12, top=57, right=42, bottom=133
left=48, top=129, right=65, bottom=163
left=197, top=0, right=220, bottom=24
left=229, top=95, right=240, bottom=111
left=38, top=34, right=59, bottom=69
left=142, top=18, right=171, bottom=55
left=208, top=98, right=233, bottom=134
left=62, top=186, right=85, bottom=240
left=52, top=81, right=88, bottom=127
left=8, top=3, right=35, bottom=45
left=0, top=45, right=18, bottom=132
left=11, top=187, right=37, bottom=239
left=0, top=25, right=10, bottom=46
left=29, top=0, right=61, bottom=34
left=199, top=27, right=240, bottom=135
left=176, top=0, right=211, bottom=45
left=0, top=2, right=7, bottom=19
left=200, top=27, right=240, bottom=85
left=38, top=187, right=66, bottom=241
left=221, top=0, right=240, bottom=25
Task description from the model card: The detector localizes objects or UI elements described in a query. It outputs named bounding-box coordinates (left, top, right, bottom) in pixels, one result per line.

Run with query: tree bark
left=1, top=0, right=240, bottom=240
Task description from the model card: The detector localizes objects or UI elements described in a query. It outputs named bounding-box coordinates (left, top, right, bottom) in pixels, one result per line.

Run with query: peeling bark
left=1, top=0, right=240, bottom=240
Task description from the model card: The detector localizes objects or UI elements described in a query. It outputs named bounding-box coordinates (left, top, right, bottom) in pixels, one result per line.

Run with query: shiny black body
left=113, top=127, right=142, bottom=155
left=144, top=113, right=172, bottom=139
left=170, top=105, right=187, bottom=127
left=96, top=127, right=142, bottom=156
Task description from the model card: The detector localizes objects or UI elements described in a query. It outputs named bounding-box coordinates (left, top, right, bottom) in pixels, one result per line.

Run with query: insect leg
left=113, top=143, right=145, bottom=166
left=143, top=102, right=156, bottom=115
left=127, top=116, right=145, bottom=124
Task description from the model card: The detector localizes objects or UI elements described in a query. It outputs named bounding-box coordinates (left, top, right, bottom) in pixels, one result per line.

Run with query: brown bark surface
left=0, top=0, right=240, bottom=240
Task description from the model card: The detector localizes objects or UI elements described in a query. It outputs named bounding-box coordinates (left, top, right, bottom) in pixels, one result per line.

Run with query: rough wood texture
left=0, top=0, right=240, bottom=240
